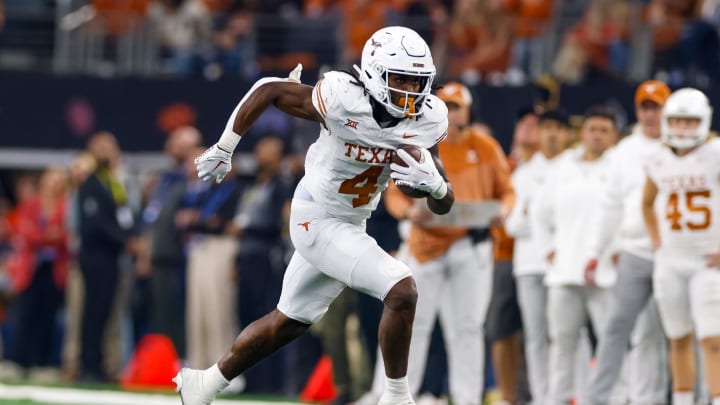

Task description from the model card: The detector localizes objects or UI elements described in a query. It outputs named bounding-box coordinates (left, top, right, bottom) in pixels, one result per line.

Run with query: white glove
left=195, top=144, right=233, bottom=183
left=390, top=148, right=448, bottom=199
left=287, top=63, right=303, bottom=83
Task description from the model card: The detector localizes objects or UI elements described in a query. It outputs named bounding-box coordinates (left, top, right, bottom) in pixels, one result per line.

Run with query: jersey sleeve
left=311, top=78, right=332, bottom=120
left=311, top=71, right=348, bottom=124
left=643, top=153, right=660, bottom=185
left=708, top=138, right=720, bottom=174
left=416, top=95, right=449, bottom=149
left=433, top=121, right=449, bottom=146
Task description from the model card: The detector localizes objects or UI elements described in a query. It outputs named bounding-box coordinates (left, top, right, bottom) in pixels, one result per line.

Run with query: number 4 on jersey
left=666, top=189, right=712, bottom=231
left=339, top=166, right=384, bottom=208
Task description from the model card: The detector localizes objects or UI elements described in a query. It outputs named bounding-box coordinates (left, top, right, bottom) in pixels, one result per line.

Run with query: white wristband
left=217, top=128, right=241, bottom=152
left=430, top=181, right=448, bottom=200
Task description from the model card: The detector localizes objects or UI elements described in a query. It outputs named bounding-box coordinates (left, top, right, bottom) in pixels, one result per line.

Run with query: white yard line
left=0, top=384, right=304, bottom=405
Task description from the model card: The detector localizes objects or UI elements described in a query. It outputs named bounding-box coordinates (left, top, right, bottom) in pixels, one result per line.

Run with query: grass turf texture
left=0, top=383, right=304, bottom=405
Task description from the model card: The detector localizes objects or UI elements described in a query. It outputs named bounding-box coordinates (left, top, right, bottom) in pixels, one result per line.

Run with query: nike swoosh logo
left=402, top=134, right=418, bottom=139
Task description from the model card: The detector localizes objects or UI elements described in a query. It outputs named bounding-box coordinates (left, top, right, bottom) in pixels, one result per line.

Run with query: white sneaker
left=378, top=393, right=415, bottom=405
left=173, top=368, right=216, bottom=405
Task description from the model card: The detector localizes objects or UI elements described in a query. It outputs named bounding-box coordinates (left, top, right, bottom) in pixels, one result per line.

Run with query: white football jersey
left=645, top=138, right=720, bottom=255
left=300, top=71, right=448, bottom=224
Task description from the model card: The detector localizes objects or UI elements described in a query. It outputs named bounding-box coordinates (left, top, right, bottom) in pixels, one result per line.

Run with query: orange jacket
left=493, top=156, right=519, bottom=261
left=385, top=128, right=515, bottom=263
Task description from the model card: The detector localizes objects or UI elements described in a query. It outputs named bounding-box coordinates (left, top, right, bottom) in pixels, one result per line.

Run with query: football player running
left=176, top=26, right=454, bottom=405
left=642, top=88, right=720, bottom=405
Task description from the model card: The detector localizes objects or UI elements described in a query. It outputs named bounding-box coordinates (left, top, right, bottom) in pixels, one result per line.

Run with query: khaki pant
left=62, top=264, right=130, bottom=380
left=186, top=236, right=239, bottom=369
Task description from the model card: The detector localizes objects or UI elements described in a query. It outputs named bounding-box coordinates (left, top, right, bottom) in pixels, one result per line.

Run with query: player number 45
left=339, top=166, right=384, bottom=208
left=666, top=189, right=711, bottom=231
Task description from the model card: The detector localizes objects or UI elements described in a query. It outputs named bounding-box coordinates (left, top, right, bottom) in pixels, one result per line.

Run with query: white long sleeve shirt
left=532, top=147, right=617, bottom=287
left=587, top=128, right=663, bottom=260
left=505, top=151, right=565, bottom=276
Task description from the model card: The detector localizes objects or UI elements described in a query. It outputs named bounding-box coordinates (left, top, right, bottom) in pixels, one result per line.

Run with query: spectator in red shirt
left=6, top=168, right=69, bottom=373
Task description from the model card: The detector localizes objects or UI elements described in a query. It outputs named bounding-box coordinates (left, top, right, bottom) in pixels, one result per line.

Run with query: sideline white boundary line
left=0, top=383, right=304, bottom=405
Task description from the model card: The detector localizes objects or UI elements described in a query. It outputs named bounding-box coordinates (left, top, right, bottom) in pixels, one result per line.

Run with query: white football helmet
left=661, top=87, right=713, bottom=150
left=355, top=26, right=435, bottom=118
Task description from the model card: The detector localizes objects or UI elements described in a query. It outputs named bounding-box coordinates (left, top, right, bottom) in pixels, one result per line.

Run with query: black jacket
left=150, top=181, right=187, bottom=266
left=77, top=174, right=132, bottom=255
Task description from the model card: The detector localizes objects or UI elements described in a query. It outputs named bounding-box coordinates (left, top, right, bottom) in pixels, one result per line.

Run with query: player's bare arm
left=425, top=144, right=454, bottom=215
left=196, top=65, right=322, bottom=183
left=232, top=81, right=322, bottom=135
left=641, top=175, right=661, bottom=250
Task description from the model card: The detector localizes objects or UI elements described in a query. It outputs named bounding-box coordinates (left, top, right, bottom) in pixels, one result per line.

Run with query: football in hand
left=392, top=145, right=430, bottom=198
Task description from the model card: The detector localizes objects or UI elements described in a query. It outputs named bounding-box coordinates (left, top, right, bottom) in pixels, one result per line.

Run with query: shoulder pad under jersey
left=312, top=71, right=369, bottom=123
left=411, top=95, right=449, bottom=148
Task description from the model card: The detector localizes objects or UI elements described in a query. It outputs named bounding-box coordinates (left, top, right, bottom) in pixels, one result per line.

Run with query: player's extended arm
left=641, top=176, right=661, bottom=250
left=425, top=145, right=454, bottom=215
left=231, top=79, right=322, bottom=137
left=196, top=64, right=322, bottom=183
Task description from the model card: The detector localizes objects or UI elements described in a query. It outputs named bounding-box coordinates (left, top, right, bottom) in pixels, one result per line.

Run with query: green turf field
left=0, top=383, right=304, bottom=405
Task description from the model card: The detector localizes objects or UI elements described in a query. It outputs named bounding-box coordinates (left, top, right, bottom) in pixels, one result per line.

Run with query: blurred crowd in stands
left=1, top=0, right=720, bottom=87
